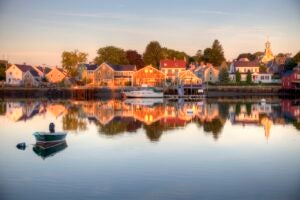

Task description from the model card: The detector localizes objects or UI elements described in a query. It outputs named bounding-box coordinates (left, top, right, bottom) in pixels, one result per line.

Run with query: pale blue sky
left=0, top=0, right=299, bottom=66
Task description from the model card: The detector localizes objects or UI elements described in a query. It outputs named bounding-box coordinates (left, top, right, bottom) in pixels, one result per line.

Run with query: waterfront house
left=282, top=65, right=300, bottom=89
left=252, top=73, right=274, bottom=83
left=133, top=65, right=165, bottom=87
left=160, top=59, right=186, bottom=81
left=83, top=62, right=136, bottom=86
left=46, top=67, right=67, bottom=83
left=178, top=70, right=202, bottom=85
left=112, top=64, right=136, bottom=86
left=5, top=64, right=41, bottom=85
left=81, top=63, right=98, bottom=84
left=201, top=64, right=219, bottom=83
left=232, top=58, right=260, bottom=81
left=23, top=70, right=41, bottom=87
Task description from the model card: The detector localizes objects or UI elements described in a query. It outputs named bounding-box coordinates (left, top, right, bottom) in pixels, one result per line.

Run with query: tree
left=259, top=63, right=268, bottom=73
left=253, top=51, right=264, bottom=58
left=219, top=67, right=230, bottom=84
left=0, top=66, right=5, bottom=81
left=284, top=59, right=297, bottom=72
left=246, top=70, right=252, bottom=84
left=202, top=40, right=225, bottom=67
left=62, top=50, right=87, bottom=77
left=143, top=41, right=163, bottom=68
left=94, top=46, right=128, bottom=65
left=126, top=50, right=144, bottom=69
left=161, top=47, right=189, bottom=60
left=235, top=70, right=241, bottom=83
left=293, top=51, right=300, bottom=63
left=237, top=53, right=256, bottom=61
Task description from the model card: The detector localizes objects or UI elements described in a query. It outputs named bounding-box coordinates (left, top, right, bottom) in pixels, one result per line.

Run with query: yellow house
left=133, top=65, right=165, bottom=87
left=46, top=67, right=67, bottom=83
left=178, top=70, right=202, bottom=85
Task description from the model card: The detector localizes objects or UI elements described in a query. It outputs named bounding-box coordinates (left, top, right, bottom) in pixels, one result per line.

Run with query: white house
left=23, top=70, right=41, bottom=87
left=6, top=64, right=41, bottom=85
left=252, top=73, right=273, bottom=83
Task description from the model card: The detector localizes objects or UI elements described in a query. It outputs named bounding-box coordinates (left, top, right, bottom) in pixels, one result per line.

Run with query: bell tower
left=262, top=40, right=274, bottom=63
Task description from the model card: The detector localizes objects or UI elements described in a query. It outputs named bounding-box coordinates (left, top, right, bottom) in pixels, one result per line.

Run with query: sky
left=0, top=0, right=299, bottom=66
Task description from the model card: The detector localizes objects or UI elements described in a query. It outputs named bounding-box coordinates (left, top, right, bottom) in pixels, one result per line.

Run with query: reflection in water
left=33, top=141, right=68, bottom=159
left=2, top=98, right=300, bottom=141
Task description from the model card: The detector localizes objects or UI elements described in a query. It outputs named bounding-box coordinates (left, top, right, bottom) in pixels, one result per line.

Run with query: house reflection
left=230, top=102, right=275, bottom=139
left=6, top=102, right=45, bottom=122
left=2, top=99, right=300, bottom=141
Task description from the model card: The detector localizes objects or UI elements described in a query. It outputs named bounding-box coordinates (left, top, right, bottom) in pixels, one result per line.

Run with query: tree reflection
left=203, top=118, right=224, bottom=140
left=98, top=117, right=142, bottom=136
left=0, top=102, right=6, bottom=115
left=62, top=106, right=87, bottom=132
left=143, top=121, right=164, bottom=142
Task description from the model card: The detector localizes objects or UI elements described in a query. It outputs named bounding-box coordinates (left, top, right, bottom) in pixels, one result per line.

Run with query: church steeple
left=262, top=39, right=274, bottom=63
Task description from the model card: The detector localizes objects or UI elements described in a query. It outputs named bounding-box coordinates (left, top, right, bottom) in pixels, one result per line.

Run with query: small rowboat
left=33, top=132, right=67, bottom=143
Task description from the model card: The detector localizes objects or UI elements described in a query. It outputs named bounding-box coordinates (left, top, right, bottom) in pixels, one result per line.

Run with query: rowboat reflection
left=33, top=141, right=68, bottom=159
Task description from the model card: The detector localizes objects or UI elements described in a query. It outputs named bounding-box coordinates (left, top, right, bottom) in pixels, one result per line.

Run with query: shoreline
left=0, top=85, right=299, bottom=99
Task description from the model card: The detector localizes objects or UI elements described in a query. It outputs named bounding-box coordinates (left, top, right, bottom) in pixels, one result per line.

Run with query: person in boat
left=49, top=123, right=55, bottom=133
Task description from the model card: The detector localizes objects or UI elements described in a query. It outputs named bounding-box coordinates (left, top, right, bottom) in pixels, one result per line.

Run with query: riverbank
left=0, top=85, right=299, bottom=99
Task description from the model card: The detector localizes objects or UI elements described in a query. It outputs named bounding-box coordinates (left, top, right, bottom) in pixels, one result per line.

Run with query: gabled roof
left=15, top=64, right=34, bottom=72
left=36, top=66, right=52, bottom=74
left=160, top=59, right=186, bottom=69
left=83, top=63, right=98, bottom=71
left=234, top=60, right=259, bottom=67
left=107, top=63, right=136, bottom=71
left=27, top=69, right=40, bottom=77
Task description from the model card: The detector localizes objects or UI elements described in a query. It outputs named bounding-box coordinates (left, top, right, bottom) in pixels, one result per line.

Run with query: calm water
left=0, top=98, right=300, bottom=200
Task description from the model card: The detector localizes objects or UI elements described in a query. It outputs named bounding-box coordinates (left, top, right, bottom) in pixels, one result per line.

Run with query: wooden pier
left=164, top=94, right=206, bottom=101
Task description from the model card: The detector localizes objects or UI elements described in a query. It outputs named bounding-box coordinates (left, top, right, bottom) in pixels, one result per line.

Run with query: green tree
left=235, top=70, right=241, bottom=83
left=219, top=67, right=230, bottom=84
left=126, top=50, right=144, bottom=69
left=246, top=70, right=252, bottom=84
left=161, top=47, right=189, bottom=60
left=0, top=67, right=5, bottom=80
left=62, top=50, right=88, bottom=77
left=259, top=63, right=268, bottom=73
left=246, top=103, right=252, bottom=116
left=293, top=51, right=300, bottom=63
left=235, top=103, right=241, bottom=115
left=237, top=53, right=256, bottom=61
left=94, top=46, right=128, bottom=65
left=203, top=40, right=225, bottom=67
left=143, top=41, right=163, bottom=68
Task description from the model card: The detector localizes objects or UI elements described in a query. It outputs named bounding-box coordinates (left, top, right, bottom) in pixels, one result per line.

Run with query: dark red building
left=282, top=66, right=300, bottom=89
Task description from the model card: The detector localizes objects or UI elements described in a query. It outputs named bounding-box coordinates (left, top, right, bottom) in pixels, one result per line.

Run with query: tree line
left=61, top=40, right=226, bottom=77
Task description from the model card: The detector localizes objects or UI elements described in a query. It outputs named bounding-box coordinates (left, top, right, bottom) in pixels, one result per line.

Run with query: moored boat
left=33, top=132, right=67, bottom=143
left=122, top=86, right=163, bottom=98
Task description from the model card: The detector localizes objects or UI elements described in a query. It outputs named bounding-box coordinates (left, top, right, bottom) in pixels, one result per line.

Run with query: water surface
left=0, top=98, right=300, bottom=200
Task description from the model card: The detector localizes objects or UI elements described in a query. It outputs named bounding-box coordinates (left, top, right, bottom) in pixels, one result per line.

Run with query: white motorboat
left=122, top=86, right=163, bottom=98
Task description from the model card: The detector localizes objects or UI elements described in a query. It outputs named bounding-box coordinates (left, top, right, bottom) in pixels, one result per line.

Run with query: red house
left=160, top=59, right=186, bottom=80
left=282, top=66, right=300, bottom=89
